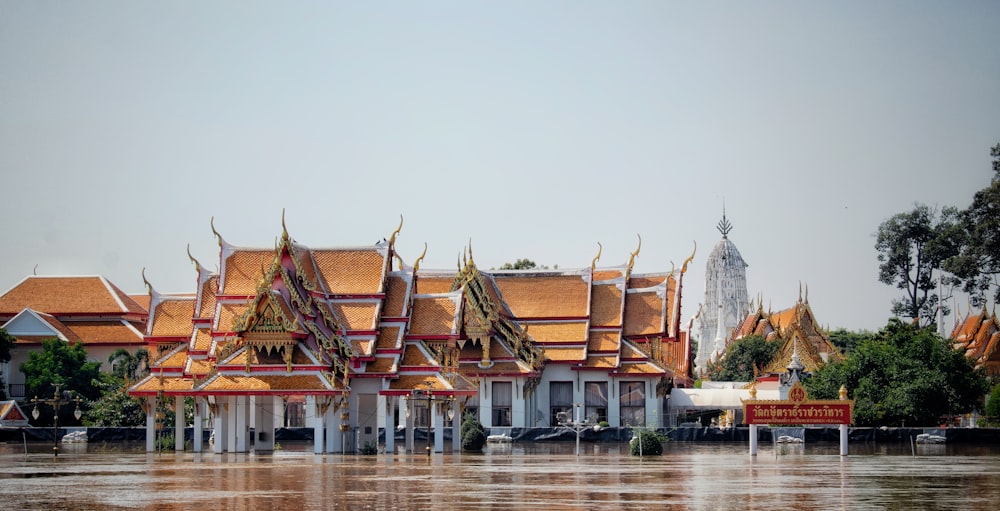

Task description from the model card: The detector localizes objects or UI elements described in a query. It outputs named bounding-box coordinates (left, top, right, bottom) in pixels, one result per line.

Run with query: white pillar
left=193, top=397, right=203, bottom=453
left=405, top=397, right=415, bottom=454
left=308, top=396, right=323, bottom=454
left=235, top=396, right=249, bottom=452
left=749, top=424, right=758, bottom=456
left=212, top=399, right=227, bottom=454
left=145, top=397, right=156, bottom=452
left=226, top=397, right=238, bottom=453
left=433, top=405, right=444, bottom=453
left=174, top=396, right=185, bottom=451
left=326, top=405, right=341, bottom=454
left=384, top=396, right=395, bottom=454
left=839, top=424, right=848, bottom=456
left=451, top=399, right=461, bottom=452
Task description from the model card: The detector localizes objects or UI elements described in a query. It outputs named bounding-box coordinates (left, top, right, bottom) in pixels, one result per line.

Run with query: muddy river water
left=2, top=441, right=999, bottom=510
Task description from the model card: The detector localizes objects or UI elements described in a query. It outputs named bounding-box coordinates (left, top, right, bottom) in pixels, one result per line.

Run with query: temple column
left=839, top=424, right=848, bottom=456
left=326, top=404, right=341, bottom=454
left=212, top=398, right=227, bottom=454
left=433, top=404, right=444, bottom=453
left=308, top=395, right=324, bottom=454
left=145, top=397, right=156, bottom=452
left=749, top=424, right=758, bottom=456
left=192, top=397, right=203, bottom=453
left=384, top=396, right=395, bottom=454
left=252, top=397, right=276, bottom=452
left=451, top=399, right=461, bottom=452
left=174, top=396, right=185, bottom=451
left=235, top=396, right=249, bottom=452
left=404, top=397, right=415, bottom=454
left=225, top=397, right=238, bottom=453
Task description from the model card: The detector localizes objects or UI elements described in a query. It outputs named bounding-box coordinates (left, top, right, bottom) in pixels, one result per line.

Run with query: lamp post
left=411, top=383, right=454, bottom=457
left=30, top=383, right=82, bottom=457
left=557, top=403, right=594, bottom=456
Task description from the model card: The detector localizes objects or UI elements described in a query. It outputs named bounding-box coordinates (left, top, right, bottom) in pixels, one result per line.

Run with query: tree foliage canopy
left=707, top=335, right=782, bottom=382
left=805, top=319, right=988, bottom=427
left=20, top=338, right=101, bottom=426
left=84, top=348, right=150, bottom=427
left=827, top=328, right=873, bottom=355
left=875, top=203, right=961, bottom=325
left=945, top=142, right=1000, bottom=305
left=499, top=258, right=543, bottom=270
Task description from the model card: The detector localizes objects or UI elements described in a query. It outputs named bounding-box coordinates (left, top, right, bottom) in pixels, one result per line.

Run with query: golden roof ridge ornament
left=681, top=241, right=697, bottom=274
left=280, top=208, right=290, bottom=242
left=187, top=244, right=201, bottom=273
left=141, top=267, right=153, bottom=296
left=627, top=234, right=642, bottom=274
left=591, top=242, right=602, bottom=271
left=210, top=216, right=224, bottom=247
left=413, top=242, right=428, bottom=273
left=388, top=214, right=403, bottom=249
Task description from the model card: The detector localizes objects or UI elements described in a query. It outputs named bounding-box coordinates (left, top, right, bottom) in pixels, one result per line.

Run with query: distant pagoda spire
left=717, top=204, right=733, bottom=239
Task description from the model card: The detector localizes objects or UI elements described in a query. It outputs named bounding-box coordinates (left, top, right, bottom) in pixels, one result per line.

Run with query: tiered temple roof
left=951, top=304, right=999, bottom=377
left=130, top=216, right=694, bottom=400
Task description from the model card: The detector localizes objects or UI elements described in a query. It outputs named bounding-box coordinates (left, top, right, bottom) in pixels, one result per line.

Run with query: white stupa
left=695, top=209, right=749, bottom=376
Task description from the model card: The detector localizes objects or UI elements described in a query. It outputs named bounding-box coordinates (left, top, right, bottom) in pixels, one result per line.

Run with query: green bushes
left=629, top=429, right=666, bottom=456
left=460, top=413, right=486, bottom=452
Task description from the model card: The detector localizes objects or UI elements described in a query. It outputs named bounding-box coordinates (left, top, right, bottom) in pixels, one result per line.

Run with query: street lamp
left=556, top=403, right=593, bottom=456
left=30, top=383, right=82, bottom=457
left=411, top=383, right=454, bottom=457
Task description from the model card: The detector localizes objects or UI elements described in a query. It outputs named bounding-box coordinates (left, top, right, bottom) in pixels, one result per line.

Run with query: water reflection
left=1, top=441, right=998, bottom=510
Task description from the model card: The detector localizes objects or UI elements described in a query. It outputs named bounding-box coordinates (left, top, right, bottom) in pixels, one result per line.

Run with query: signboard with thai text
left=742, top=382, right=853, bottom=426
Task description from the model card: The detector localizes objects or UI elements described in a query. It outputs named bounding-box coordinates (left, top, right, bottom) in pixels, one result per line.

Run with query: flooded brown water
left=2, top=441, right=999, bottom=510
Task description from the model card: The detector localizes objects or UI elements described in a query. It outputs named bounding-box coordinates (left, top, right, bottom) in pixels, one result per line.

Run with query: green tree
left=875, top=204, right=961, bottom=326
left=827, top=328, right=873, bottom=355
left=20, top=338, right=101, bottom=426
left=83, top=348, right=150, bottom=427
left=0, top=328, right=14, bottom=399
left=707, top=335, right=782, bottom=381
left=499, top=258, right=539, bottom=270
left=945, top=142, right=1000, bottom=305
left=985, top=384, right=1000, bottom=426
left=806, top=319, right=988, bottom=427
left=460, top=412, right=486, bottom=452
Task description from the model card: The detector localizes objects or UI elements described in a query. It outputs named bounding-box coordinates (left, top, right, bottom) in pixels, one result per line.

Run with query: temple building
left=694, top=211, right=749, bottom=375
left=727, top=288, right=843, bottom=374
left=128, top=216, right=695, bottom=453
left=950, top=304, right=999, bottom=377
left=0, top=276, right=148, bottom=400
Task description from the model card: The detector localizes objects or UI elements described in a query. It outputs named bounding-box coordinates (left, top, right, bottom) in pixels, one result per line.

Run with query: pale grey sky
left=1, top=1, right=998, bottom=332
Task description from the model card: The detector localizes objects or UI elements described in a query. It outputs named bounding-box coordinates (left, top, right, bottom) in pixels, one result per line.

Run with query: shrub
left=461, top=413, right=486, bottom=452
left=629, top=429, right=666, bottom=456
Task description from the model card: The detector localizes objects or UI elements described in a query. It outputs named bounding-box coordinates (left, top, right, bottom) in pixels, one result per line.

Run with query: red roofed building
left=0, top=276, right=148, bottom=399
left=951, top=304, right=1000, bottom=377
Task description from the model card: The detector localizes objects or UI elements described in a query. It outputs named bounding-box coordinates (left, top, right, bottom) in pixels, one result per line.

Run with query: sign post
left=742, top=382, right=853, bottom=456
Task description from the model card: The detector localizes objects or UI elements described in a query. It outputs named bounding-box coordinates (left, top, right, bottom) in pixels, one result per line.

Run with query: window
left=620, top=381, right=645, bottom=427
left=492, top=382, right=512, bottom=427
left=549, top=381, right=573, bottom=426
left=584, top=382, right=608, bottom=424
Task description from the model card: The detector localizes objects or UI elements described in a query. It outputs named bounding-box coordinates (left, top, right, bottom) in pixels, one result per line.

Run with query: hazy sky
left=1, top=2, right=998, bottom=332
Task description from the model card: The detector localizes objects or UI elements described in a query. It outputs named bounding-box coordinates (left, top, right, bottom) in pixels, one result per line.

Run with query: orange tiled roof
left=493, top=274, right=590, bottom=318
left=623, top=291, right=664, bottom=337
left=590, top=283, right=623, bottom=326
left=155, top=349, right=190, bottom=369
left=459, top=360, right=533, bottom=376
left=376, top=326, right=402, bottom=350
left=199, top=374, right=337, bottom=392
left=351, top=339, right=374, bottom=357
left=149, top=299, right=196, bottom=337
left=388, top=375, right=452, bottom=392
left=363, top=356, right=398, bottom=374
left=592, top=269, right=623, bottom=281
left=187, top=358, right=213, bottom=376
left=409, top=296, right=458, bottom=336
left=67, top=321, right=144, bottom=344
left=197, top=276, right=219, bottom=318
left=580, top=355, right=617, bottom=369
left=616, top=362, right=667, bottom=376
left=130, top=376, right=192, bottom=394
left=414, top=276, right=454, bottom=295
left=0, top=276, right=146, bottom=316
left=216, top=302, right=249, bottom=332
left=130, top=294, right=151, bottom=311
left=542, top=346, right=586, bottom=362
left=312, top=249, right=386, bottom=295
left=31, top=312, right=81, bottom=342
left=587, top=330, right=620, bottom=352
left=401, top=343, right=437, bottom=366
left=628, top=275, right=666, bottom=290
left=382, top=275, right=409, bottom=317
left=523, top=321, right=588, bottom=343
left=192, top=328, right=213, bottom=351
left=221, top=250, right=274, bottom=296
left=329, top=302, right=378, bottom=331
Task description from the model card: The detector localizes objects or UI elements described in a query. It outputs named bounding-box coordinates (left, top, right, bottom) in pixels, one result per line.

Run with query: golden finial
left=468, top=238, right=474, bottom=263
left=141, top=267, right=153, bottom=295
left=681, top=240, right=697, bottom=274
left=413, top=243, right=428, bottom=273
left=591, top=242, right=602, bottom=271
left=388, top=214, right=403, bottom=248
left=798, top=281, right=803, bottom=303
left=805, top=283, right=809, bottom=303
left=670, top=261, right=675, bottom=276
left=839, top=385, right=848, bottom=400
left=627, top=234, right=642, bottom=273
left=749, top=384, right=757, bottom=399
left=393, top=251, right=405, bottom=271
left=33, top=264, right=38, bottom=276
left=281, top=208, right=289, bottom=240
left=456, top=253, right=462, bottom=271
left=210, top=216, right=223, bottom=247
left=187, top=244, right=201, bottom=272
